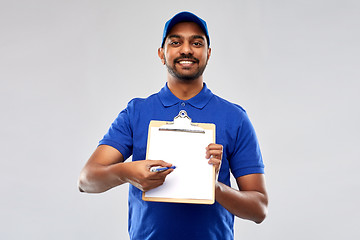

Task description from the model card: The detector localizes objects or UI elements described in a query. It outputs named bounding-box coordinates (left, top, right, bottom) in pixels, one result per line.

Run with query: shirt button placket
left=179, top=102, right=186, bottom=112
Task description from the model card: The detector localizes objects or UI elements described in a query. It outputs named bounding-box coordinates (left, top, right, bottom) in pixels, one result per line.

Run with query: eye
left=170, top=41, right=180, bottom=46
left=193, top=42, right=204, bottom=47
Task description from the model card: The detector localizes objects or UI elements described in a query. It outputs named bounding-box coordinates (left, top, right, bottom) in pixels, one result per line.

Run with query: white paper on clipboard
left=142, top=110, right=216, bottom=204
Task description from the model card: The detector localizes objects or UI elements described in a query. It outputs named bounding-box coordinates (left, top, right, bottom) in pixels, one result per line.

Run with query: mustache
left=174, top=54, right=199, bottom=63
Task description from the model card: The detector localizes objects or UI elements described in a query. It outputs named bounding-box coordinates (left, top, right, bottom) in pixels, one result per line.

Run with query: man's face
left=160, top=22, right=211, bottom=82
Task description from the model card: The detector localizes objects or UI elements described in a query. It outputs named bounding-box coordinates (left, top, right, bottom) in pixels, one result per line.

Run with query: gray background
left=1, top=0, right=359, bottom=239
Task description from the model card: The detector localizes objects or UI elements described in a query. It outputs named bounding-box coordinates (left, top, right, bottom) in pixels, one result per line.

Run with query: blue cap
left=161, top=11, right=210, bottom=47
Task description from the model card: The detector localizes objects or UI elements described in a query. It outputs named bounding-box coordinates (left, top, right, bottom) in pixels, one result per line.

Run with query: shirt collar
left=158, top=82, right=214, bottom=109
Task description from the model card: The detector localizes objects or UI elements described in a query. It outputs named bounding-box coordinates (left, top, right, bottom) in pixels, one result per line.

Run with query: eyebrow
left=168, top=34, right=181, bottom=39
left=191, top=35, right=205, bottom=41
left=168, top=34, right=205, bottom=41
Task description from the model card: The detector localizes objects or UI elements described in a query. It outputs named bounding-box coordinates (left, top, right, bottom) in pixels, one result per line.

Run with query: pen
left=150, top=166, right=176, bottom=172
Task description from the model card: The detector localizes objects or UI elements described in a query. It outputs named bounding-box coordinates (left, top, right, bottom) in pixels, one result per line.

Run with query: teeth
left=179, top=61, right=194, bottom=64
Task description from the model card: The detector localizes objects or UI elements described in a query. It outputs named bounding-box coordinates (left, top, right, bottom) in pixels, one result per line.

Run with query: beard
left=164, top=54, right=208, bottom=82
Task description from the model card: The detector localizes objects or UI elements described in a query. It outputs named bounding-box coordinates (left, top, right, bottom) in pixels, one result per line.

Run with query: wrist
left=214, top=181, right=223, bottom=197
left=108, top=161, right=131, bottom=185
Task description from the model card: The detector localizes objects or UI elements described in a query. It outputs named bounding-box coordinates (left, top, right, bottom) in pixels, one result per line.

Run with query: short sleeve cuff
left=98, top=139, right=132, bottom=160
left=232, top=166, right=265, bottom=179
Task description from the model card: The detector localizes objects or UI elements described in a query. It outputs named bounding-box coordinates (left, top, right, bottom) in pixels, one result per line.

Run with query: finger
left=155, top=168, right=174, bottom=177
left=206, top=143, right=223, bottom=150
left=205, top=144, right=223, bottom=158
left=206, top=149, right=223, bottom=156
left=142, top=179, right=166, bottom=192
left=208, top=157, right=222, bottom=176
left=147, top=160, right=173, bottom=168
left=206, top=150, right=223, bottom=159
left=148, top=168, right=174, bottom=179
left=208, top=157, right=221, bottom=166
left=157, top=168, right=174, bottom=176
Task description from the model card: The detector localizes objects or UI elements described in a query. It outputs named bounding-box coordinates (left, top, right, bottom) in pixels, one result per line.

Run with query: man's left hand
left=206, top=143, right=223, bottom=177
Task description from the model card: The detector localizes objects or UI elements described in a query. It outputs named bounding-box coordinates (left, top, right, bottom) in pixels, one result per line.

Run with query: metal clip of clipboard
left=158, top=110, right=205, bottom=134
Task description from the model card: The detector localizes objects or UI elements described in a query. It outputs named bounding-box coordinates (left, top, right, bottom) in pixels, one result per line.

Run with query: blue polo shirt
left=99, top=83, right=264, bottom=240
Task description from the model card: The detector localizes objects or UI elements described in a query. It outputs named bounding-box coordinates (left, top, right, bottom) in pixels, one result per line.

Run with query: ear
left=158, top=48, right=165, bottom=65
left=207, top=47, right=212, bottom=61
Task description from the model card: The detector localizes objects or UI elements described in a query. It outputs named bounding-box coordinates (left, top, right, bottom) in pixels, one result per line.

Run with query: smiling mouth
left=178, top=60, right=195, bottom=64
left=175, top=58, right=198, bottom=66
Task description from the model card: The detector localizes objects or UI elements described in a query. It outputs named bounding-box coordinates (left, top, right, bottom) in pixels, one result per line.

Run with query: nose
left=179, top=41, right=193, bottom=55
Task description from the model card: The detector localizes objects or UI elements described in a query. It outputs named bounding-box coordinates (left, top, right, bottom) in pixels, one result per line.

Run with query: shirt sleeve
left=98, top=102, right=134, bottom=160
left=229, top=111, right=264, bottom=178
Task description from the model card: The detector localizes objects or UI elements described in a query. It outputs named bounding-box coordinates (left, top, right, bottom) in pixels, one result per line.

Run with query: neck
left=167, top=75, right=204, bottom=100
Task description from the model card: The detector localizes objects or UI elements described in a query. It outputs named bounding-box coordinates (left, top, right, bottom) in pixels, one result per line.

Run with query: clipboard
left=142, top=110, right=216, bottom=204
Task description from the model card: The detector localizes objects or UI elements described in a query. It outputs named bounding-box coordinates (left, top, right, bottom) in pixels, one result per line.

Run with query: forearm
left=215, top=181, right=268, bottom=224
left=78, top=162, right=128, bottom=193
left=78, top=158, right=174, bottom=193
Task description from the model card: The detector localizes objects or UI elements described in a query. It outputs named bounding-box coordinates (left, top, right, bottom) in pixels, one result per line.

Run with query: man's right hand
left=120, top=160, right=174, bottom=192
left=78, top=145, right=174, bottom=193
